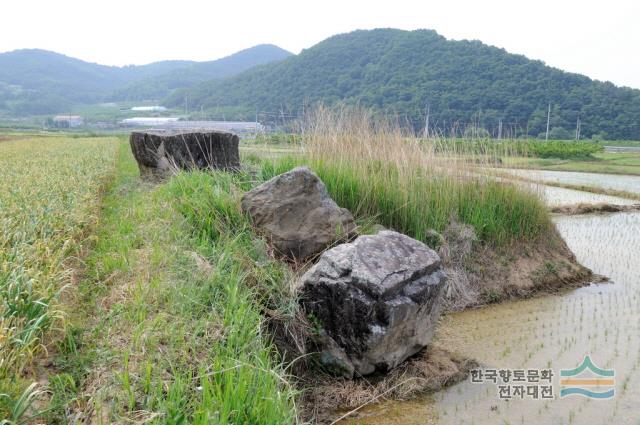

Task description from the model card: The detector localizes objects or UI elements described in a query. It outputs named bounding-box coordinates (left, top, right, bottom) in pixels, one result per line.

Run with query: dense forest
left=167, top=29, right=640, bottom=139
left=0, top=45, right=291, bottom=115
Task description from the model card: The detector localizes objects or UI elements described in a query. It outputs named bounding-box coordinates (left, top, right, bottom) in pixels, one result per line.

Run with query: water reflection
left=434, top=211, right=640, bottom=425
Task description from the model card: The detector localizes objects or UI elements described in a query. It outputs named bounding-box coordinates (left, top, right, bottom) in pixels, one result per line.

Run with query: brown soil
left=550, top=202, right=640, bottom=215
left=299, top=344, right=477, bottom=424
left=461, top=231, right=598, bottom=308
left=435, top=219, right=597, bottom=311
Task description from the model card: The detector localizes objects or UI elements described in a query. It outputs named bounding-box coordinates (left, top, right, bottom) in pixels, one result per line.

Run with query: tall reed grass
left=260, top=105, right=552, bottom=246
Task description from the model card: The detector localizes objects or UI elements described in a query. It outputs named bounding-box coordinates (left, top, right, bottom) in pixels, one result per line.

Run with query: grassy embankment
left=2, top=135, right=298, bottom=424
left=40, top=140, right=298, bottom=424
left=248, top=108, right=589, bottom=307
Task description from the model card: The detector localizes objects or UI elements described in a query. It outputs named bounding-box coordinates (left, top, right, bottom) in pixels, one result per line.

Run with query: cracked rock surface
left=300, top=230, right=446, bottom=377
left=130, top=130, right=239, bottom=178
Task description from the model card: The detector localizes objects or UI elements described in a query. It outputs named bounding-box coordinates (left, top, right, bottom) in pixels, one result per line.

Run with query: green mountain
left=110, top=45, right=292, bottom=101
left=168, top=29, right=640, bottom=140
left=0, top=45, right=292, bottom=116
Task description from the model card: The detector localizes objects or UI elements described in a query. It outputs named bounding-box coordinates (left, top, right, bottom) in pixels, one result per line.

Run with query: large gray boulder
left=241, top=167, right=356, bottom=260
left=299, top=230, right=446, bottom=378
left=129, top=130, right=240, bottom=178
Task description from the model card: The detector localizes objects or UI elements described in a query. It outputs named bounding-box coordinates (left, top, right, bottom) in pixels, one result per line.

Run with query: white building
left=52, top=115, right=84, bottom=127
left=160, top=121, right=265, bottom=133
left=120, top=118, right=264, bottom=133
left=131, top=106, right=167, bottom=112
left=120, top=117, right=180, bottom=126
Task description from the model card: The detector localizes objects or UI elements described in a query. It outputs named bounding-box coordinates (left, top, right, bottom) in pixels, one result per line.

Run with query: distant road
left=604, top=146, right=640, bottom=153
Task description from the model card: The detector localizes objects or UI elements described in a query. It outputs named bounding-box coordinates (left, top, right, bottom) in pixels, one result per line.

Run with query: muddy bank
left=299, top=345, right=477, bottom=424
left=550, top=202, right=640, bottom=215
left=437, top=221, right=595, bottom=311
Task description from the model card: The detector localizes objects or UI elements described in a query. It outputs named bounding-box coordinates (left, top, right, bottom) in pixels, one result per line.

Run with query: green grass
left=258, top=156, right=551, bottom=246
left=502, top=151, right=640, bottom=175
left=430, top=138, right=604, bottom=160
left=277, top=106, right=554, bottom=247
left=526, top=140, right=603, bottom=159
left=50, top=139, right=297, bottom=424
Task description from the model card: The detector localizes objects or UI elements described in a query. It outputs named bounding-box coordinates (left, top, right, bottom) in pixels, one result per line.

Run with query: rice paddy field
left=507, top=169, right=640, bottom=196
left=0, top=135, right=117, bottom=418
left=431, top=211, right=640, bottom=425
left=349, top=204, right=640, bottom=425
left=501, top=151, right=640, bottom=176
left=536, top=184, right=637, bottom=207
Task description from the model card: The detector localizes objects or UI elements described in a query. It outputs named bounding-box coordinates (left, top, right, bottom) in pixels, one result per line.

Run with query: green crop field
left=0, top=135, right=117, bottom=420
left=502, top=151, right=640, bottom=175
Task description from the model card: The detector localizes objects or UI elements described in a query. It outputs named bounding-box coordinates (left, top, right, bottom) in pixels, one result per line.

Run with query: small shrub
left=527, top=140, right=603, bottom=159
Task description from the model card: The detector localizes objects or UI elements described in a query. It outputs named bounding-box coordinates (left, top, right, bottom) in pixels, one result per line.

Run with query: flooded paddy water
left=504, top=169, right=640, bottom=196
left=540, top=185, right=636, bottom=207
left=431, top=211, right=640, bottom=425
left=345, top=171, right=640, bottom=425
left=486, top=169, right=637, bottom=207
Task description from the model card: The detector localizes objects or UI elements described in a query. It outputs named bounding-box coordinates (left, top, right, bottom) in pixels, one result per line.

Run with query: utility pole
left=575, top=117, right=581, bottom=140
left=578, top=118, right=581, bottom=140
left=497, top=119, right=503, bottom=140
left=424, top=104, right=430, bottom=138
left=280, top=106, right=285, bottom=130
left=255, top=109, right=259, bottom=137
left=545, top=103, right=551, bottom=142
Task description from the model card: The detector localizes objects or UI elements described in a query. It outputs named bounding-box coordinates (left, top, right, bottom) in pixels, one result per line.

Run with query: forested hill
left=0, top=49, right=193, bottom=114
left=167, top=29, right=640, bottom=140
left=0, top=45, right=292, bottom=115
left=110, top=45, right=293, bottom=101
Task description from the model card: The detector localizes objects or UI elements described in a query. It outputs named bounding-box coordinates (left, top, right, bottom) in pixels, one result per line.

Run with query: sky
left=1, top=0, right=639, bottom=88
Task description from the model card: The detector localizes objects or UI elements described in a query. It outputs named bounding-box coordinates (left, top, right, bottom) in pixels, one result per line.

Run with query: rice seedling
left=430, top=208, right=640, bottom=424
